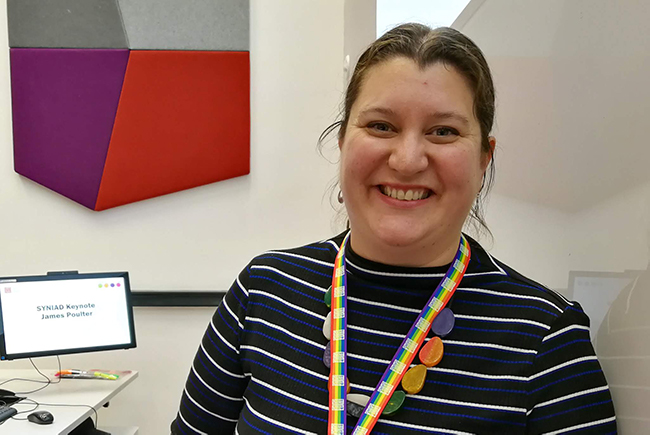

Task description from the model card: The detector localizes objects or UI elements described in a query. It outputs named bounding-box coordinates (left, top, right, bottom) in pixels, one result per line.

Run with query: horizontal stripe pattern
left=172, top=233, right=616, bottom=434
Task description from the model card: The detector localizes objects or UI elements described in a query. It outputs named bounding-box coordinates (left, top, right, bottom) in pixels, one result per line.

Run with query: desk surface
left=0, top=369, right=138, bottom=435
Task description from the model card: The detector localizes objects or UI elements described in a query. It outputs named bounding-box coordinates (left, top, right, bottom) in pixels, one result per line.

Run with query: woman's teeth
left=380, top=186, right=430, bottom=201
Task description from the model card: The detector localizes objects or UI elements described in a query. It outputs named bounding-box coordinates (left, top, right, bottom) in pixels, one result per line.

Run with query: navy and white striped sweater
left=172, top=233, right=616, bottom=434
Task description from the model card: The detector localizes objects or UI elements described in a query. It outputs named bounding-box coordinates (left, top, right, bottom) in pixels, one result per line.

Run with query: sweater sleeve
left=171, top=266, right=251, bottom=435
left=526, top=302, right=617, bottom=434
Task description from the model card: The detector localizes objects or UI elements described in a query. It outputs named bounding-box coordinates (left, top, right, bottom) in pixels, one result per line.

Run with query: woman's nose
left=387, top=132, right=428, bottom=176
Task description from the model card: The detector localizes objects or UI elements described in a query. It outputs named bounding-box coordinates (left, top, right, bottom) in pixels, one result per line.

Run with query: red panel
left=95, top=50, right=250, bottom=210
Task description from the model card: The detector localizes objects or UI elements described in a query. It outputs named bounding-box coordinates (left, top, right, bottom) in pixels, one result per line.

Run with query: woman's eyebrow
left=358, top=106, right=397, bottom=117
left=431, top=111, right=470, bottom=127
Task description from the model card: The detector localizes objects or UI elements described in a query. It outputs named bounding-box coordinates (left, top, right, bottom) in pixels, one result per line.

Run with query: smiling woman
left=340, top=59, right=491, bottom=268
left=171, top=24, right=616, bottom=435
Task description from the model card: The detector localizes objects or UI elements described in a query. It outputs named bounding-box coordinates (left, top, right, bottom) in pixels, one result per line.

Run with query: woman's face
left=339, top=57, right=491, bottom=266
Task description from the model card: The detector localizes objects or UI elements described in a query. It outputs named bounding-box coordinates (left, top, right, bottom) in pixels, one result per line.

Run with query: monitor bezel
left=0, top=271, right=136, bottom=361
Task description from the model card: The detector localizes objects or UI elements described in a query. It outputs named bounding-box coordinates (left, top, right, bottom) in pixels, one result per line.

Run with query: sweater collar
left=330, top=231, right=504, bottom=291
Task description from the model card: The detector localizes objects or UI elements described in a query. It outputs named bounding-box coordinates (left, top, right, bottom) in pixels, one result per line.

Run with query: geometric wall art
left=7, top=0, right=250, bottom=211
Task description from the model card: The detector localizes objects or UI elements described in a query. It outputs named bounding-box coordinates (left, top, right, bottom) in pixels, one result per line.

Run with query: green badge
left=383, top=390, right=406, bottom=416
left=324, top=285, right=332, bottom=308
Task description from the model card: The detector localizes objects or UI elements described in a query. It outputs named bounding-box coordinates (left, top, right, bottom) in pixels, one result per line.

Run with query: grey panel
left=117, top=0, right=249, bottom=51
left=7, top=0, right=128, bottom=49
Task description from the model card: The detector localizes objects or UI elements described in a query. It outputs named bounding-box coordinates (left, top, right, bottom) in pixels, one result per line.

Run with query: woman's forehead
left=353, top=58, right=476, bottom=120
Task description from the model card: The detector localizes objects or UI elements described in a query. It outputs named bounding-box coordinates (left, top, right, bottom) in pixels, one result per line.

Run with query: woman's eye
left=367, top=122, right=393, bottom=133
left=432, top=127, right=458, bottom=137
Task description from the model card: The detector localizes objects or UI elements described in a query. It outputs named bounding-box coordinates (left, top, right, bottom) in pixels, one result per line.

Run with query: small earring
left=337, top=190, right=344, bottom=204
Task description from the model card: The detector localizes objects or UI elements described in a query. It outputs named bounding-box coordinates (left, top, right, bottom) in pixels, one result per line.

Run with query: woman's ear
left=482, top=136, right=496, bottom=170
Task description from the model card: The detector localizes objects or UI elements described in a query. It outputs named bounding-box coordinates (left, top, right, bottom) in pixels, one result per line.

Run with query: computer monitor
left=0, top=272, right=136, bottom=360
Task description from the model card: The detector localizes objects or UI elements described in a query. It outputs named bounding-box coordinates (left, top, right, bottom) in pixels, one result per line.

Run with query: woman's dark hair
left=320, top=23, right=497, bottom=236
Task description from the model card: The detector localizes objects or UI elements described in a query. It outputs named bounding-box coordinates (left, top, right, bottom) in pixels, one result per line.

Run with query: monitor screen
left=0, top=272, right=136, bottom=360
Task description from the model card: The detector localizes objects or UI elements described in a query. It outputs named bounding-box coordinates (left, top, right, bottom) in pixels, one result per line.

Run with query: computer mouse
left=27, top=410, right=54, bottom=425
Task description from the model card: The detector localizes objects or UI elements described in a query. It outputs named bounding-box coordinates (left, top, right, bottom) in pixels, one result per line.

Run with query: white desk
left=0, top=369, right=138, bottom=435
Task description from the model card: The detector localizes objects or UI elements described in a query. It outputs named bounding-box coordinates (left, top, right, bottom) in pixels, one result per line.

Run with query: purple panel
left=10, top=48, right=129, bottom=209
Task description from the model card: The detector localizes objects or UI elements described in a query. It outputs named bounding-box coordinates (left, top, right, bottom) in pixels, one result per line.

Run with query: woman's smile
left=378, top=185, right=433, bottom=201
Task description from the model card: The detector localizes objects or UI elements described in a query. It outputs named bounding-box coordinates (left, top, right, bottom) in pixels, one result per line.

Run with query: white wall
left=0, top=1, right=346, bottom=434
left=481, top=193, right=571, bottom=290
left=376, top=0, right=471, bottom=37
left=458, top=1, right=650, bottom=432
left=566, top=182, right=649, bottom=274
left=344, top=0, right=376, bottom=78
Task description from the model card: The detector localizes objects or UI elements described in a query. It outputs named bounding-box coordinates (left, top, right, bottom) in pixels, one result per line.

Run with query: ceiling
left=459, top=0, right=650, bottom=212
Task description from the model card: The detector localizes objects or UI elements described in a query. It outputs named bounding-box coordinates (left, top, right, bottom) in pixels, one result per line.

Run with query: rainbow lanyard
left=328, top=233, right=471, bottom=435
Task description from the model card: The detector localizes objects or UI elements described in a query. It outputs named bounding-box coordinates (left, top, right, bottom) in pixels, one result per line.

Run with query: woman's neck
left=348, top=231, right=461, bottom=268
